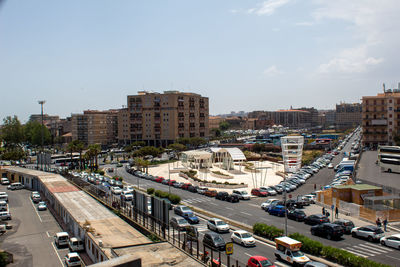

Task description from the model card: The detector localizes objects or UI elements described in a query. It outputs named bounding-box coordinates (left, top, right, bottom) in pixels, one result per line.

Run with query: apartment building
left=71, top=110, right=118, bottom=146
left=117, top=108, right=130, bottom=145
left=124, top=91, right=209, bottom=146
left=335, top=103, right=361, bottom=130
left=362, top=84, right=400, bottom=147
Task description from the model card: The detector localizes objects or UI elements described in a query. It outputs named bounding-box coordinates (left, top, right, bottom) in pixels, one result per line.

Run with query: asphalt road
left=0, top=185, right=67, bottom=267
left=114, top=132, right=400, bottom=266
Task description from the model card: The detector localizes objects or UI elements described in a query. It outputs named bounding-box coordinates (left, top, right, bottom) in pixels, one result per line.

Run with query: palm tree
left=75, top=141, right=85, bottom=170
left=67, top=141, right=76, bottom=169
left=88, top=144, right=101, bottom=170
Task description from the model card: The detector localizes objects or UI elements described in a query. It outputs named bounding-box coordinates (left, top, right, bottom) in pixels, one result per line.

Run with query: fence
left=63, top=173, right=246, bottom=267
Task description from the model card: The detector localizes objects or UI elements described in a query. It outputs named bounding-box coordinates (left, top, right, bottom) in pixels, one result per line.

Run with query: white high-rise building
left=281, top=136, right=304, bottom=173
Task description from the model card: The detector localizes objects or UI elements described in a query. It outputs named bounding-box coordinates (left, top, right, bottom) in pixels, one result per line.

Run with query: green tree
left=219, top=121, right=230, bottom=131
left=24, top=121, right=51, bottom=146
left=210, top=128, right=221, bottom=137
left=189, top=137, right=207, bottom=147
left=124, top=141, right=146, bottom=153
left=87, top=144, right=101, bottom=170
left=252, top=143, right=267, bottom=153
left=1, top=116, right=24, bottom=147
left=133, top=146, right=163, bottom=158
left=167, top=143, right=186, bottom=152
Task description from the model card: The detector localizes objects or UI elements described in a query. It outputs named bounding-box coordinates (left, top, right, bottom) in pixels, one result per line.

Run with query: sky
left=1, top=0, right=400, bottom=122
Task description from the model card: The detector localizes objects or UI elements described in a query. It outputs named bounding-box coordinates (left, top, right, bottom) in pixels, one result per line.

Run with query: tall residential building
left=124, top=91, right=209, bottom=146
left=362, top=84, right=400, bottom=147
left=335, top=103, right=362, bottom=130
left=117, top=108, right=130, bottom=145
left=71, top=109, right=118, bottom=147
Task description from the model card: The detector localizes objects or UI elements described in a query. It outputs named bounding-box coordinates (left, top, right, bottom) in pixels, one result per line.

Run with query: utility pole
left=38, top=100, right=46, bottom=171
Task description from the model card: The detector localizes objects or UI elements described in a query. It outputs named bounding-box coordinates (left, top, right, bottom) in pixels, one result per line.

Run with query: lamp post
left=38, top=100, right=46, bottom=171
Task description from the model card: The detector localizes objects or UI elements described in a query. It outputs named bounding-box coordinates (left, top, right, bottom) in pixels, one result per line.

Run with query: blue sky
left=1, top=0, right=399, bottom=122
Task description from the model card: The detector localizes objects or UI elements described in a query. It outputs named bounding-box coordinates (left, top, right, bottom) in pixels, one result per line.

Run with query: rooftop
left=333, top=184, right=382, bottom=191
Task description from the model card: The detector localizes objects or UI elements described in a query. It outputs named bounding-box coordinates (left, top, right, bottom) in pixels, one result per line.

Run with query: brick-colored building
left=362, top=85, right=400, bottom=147
left=71, top=110, right=118, bottom=147
left=123, top=91, right=209, bottom=147
left=335, top=103, right=361, bottom=130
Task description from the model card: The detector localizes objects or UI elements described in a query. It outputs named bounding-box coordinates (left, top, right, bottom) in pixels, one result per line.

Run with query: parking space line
left=244, top=252, right=252, bottom=257
left=51, top=242, right=64, bottom=266
left=240, top=212, right=252, bottom=216
left=46, top=231, right=51, bottom=238
left=247, top=204, right=260, bottom=208
left=30, top=199, right=42, bottom=222
left=226, top=207, right=234, bottom=211
left=208, top=203, right=217, bottom=206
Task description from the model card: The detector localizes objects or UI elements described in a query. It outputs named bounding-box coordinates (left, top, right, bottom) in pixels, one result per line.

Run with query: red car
left=168, top=180, right=176, bottom=186
left=247, top=256, right=275, bottom=267
left=155, top=177, right=164, bottom=183
left=251, top=188, right=268, bottom=197
left=181, top=183, right=192, bottom=190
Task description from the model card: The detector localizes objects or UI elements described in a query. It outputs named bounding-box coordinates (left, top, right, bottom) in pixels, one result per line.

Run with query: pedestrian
left=376, top=217, right=381, bottom=228
left=383, top=218, right=388, bottom=232
left=335, top=206, right=339, bottom=218
left=326, top=211, right=330, bottom=218
left=322, top=207, right=326, bottom=216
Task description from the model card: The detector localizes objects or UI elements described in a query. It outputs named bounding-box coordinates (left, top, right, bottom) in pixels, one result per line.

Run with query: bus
left=52, top=157, right=80, bottom=167
left=378, top=146, right=400, bottom=173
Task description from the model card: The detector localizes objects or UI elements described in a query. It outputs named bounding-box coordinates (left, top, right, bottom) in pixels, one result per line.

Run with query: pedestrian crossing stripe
left=342, top=248, right=369, bottom=257
left=359, top=243, right=393, bottom=253
left=343, top=242, right=395, bottom=258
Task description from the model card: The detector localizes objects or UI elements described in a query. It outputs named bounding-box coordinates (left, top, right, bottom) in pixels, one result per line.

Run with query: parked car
left=246, top=256, right=275, bottom=267
left=186, top=225, right=199, bottom=241
left=380, top=234, right=400, bottom=249
left=268, top=205, right=286, bottom=217
left=154, top=177, right=164, bottom=183
left=173, top=182, right=183, bottom=188
left=302, top=194, right=316, bottom=204
left=7, top=182, right=24, bottom=190
left=64, top=252, right=81, bottom=267
left=37, top=201, right=47, bottom=211
left=261, top=199, right=280, bottom=211
left=203, top=231, right=226, bottom=251
left=55, top=232, right=69, bottom=248
left=287, top=209, right=306, bottom=222
left=170, top=217, right=190, bottom=231
left=181, top=183, right=192, bottom=190
left=0, top=178, right=10, bottom=185
left=188, top=186, right=199, bottom=193
left=286, top=199, right=304, bottom=209
left=174, top=205, right=199, bottom=224
left=333, top=219, right=355, bottom=234
left=197, top=187, right=208, bottom=194
left=328, top=163, right=334, bottom=169
left=31, top=193, right=41, bottom=203
left=0, top=211, right=11, bottom=220
left=121, top=191, right=133, bottom=201
left=251, top=188, right=268, bottom=197
left=111, top=186, right=122, bottom=195
left=204, top=189, right=217, bottom=197
left=311, top=223, right=344, bottom=240
left=231, top=230, right=256, bottom=247
left=216, top=191, right=229, bottom=201
left=232, top=190, right=251, bottom=200
left=207, top=218, right=230, bottom=233
left=68, top=237, right=84, bottom=252
left=351, top=225, right=384, bottom=242
left=304, top=214, right=330, bottom=225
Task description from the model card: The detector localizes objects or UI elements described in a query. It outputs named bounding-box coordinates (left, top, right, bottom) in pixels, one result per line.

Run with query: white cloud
left=229, top=9, right=239, bottom=14
left=248, top=0, right=290, bottom=16
left=318, top=46, right=383, bottom=74
left=263, top=65, right=284, bottom=76
left=311, top=0, right=399, bottom=74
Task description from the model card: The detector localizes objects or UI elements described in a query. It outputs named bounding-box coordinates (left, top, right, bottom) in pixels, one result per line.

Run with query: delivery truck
left=274, top=236, right=310, bottom=266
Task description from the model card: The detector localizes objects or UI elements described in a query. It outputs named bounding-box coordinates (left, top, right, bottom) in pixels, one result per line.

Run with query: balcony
left=371, top=119, right=387, bottom=126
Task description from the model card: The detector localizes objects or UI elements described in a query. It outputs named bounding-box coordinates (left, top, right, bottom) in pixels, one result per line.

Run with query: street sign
left=225, top=242, right=233, bottom=255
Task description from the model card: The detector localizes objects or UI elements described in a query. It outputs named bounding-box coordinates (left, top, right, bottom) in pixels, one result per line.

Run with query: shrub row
left=146, top=188, right=181, bottom=205
left=180, top=172, right=241, bottom=185
left=253, top=223, right=390, bottom=267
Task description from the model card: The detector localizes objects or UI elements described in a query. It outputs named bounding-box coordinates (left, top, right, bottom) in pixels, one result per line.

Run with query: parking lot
left=0, top=185, right=66, bottom=267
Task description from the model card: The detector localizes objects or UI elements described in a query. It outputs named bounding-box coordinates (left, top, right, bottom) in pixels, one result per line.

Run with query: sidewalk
left=303, top=204, right=400, bottom=234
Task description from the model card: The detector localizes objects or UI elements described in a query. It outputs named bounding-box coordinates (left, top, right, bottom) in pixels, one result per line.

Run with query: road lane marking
left=51, top=241, right=64, bottom=266
left=342, top=248, right=370, bottom=257
left=386, top=255, right=400, bottom=261
left=260, top=218, right=270, bottom=221
left=208, top=203, right=217, bottom=206
left=244, top=253, right=252, bottom=257
left=248, top=204, right=260, bottom=208
left=226, top=207, right=234, bottom=211
left=359, top=243, right=392, bottom=253
left=241, top=212, right=252, bottom=216
left=46, top=231, right=51, bottom=237
left=30, top=199, right=42, bottom=222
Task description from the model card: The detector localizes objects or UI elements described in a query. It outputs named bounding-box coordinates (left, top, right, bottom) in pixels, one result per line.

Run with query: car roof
left=67, top=252, right=79, bottom=257
left=233, top=230, right=248, bottom=234
left=250, top=255, right=268, bottom=261
left=206, top=231, right=222, bottom=237
left=364, top=225, right=379, bottom=230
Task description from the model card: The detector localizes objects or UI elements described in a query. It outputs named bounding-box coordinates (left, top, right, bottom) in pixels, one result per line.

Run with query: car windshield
left=241, top=233, right=252, bottom=238
left=186, top=212, right=194, bottom=217
left=69, top=256, right=80, bottom=262
left=259, top=259, right=273, bottom=267
left=178, top=219, right=187, bottom=224
left=216, top=221, right=226, bottom=226
left=375, top=228, right=384, bottom=234
left=240, top=191, right=247, bottom=194
left=182, top=207, right=191, bottom=212
left=292, top=251, right=304, bottom=257
left=213, top=236, right=223, bottom=242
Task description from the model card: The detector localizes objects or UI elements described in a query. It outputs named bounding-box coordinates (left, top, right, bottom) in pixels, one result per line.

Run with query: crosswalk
left=343, top=242, right=394, bottom=258
left=184, top=197, right=208, bottom=204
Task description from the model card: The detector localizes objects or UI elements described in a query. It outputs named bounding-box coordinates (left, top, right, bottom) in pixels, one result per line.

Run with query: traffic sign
left=225, top=242, right=233, bottom=255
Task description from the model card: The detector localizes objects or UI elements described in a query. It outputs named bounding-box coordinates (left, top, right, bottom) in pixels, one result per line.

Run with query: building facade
left=362, top=85, right=400, bottom=147
left=71, top=110, right=118, bottom=147
left=335, top=103, right=361, bottom=130
left=124, top=91, right=209, bottom=147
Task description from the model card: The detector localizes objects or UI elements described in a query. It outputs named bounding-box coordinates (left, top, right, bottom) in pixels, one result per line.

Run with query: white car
left=351, top=225, right=385, bottom=242
left=121, top=191, right=133, bottom=201
left=380, top=234, right=400, bottom=249
left=327, top=163, right=334, bottom=169
left=64, top=252, right=81, bottom=267
left=0, top=211, right=11, bottom=220
left=7, top=182, right=24, bottom=190
left=232, top=190, right=251, bottom=200
left=261, top=199, right=279, bottom=210
left=207, top=218, right=229, bottom=233
left=231, top=230, right=256, bottom=247
left=124, top=186, right=134, bottom=193
left=111, top=186, right=122, bottom=195
left=37, top=201, right=47, bottom=211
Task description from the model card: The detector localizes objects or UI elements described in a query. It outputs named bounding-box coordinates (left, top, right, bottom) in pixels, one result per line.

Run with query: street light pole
left=38, top=100, right=46, bottom=171
left=168, top=162, right=171, bottom=195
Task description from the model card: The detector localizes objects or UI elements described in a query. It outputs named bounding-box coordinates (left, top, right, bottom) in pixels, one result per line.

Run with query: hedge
left=146, top=188, right=181, bottom=204
left=253, top=223, right=390, bottom=267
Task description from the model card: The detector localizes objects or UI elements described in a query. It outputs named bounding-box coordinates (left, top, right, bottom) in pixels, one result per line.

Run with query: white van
left=1, top=178, right=10, bottom=185
left=0, top=193, right=8, bottom=203
left=68, top=237, right=84, bottom=252
left=7, top=182, right=24, bottom=190
left=55, top=232, right=69, bottom=247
